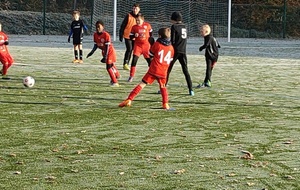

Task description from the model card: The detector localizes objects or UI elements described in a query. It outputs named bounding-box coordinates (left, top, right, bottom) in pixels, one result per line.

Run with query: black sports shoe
left=2, top=76, right=11, bottom=80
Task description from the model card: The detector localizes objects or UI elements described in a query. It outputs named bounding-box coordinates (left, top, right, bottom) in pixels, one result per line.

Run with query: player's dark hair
left=96, top=20, right=104, bottom=27
left=133, top=3, right=140, bottom=8
left=73, top=10, right=80, bottom=16
left=171, top=11, right=182, bottom=22
left=137, top=13, right=144, bottom=20
left=158, top=28, right=171, bottom=39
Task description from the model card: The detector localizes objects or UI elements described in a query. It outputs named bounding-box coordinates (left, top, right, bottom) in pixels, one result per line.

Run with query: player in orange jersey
left=86, top=20, right=120, bottom=87
left=0, top=23, right=14, bottom=80
left=119, top=27, right=174, bottom=110
left=127, top=13, right=153, bottom=82
left=119, top=3, right=140, bottom=70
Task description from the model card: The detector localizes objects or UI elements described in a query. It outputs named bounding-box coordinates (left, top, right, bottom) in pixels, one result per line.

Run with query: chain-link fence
left=0, top=0, right=299, bottom=38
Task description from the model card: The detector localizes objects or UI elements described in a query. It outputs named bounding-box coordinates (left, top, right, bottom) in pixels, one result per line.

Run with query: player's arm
left=86, top=44, right=98, bottom=58
left=68, top=28, right=73, bottom=42
left=148, top=27, right=154, bottom=46
left=199, top=36, right=211, bottom=51
left=119, top=14, right=129, bottom=42
left=170, top=26, right=176, bottom=45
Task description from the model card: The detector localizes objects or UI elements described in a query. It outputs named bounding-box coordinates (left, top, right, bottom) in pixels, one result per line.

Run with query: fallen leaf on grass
left=13, top=171, right=21, bottom=175
left=284, top=175, right=295, bottom=180
left=247, top=182, right=255, bottom=186
left=283, top=140, right=293, bottom=144
left=227, top=173, right=236, bottom=177
left=240, top=150, right=254, bottom=160
left=9, top=153, right=17, bottom=157
left=45, top=175, right=56, bottom=181
left=16, top=161, right=24, bottom=165
left=171, top=169, right=186, bottom=174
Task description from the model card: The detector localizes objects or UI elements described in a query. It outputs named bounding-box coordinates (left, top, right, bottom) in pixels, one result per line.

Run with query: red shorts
left=133, top=43, right=150, bottom=58
left=0, top=52, right=13, bottom=64
left=142, top=72, right=166, bottom=87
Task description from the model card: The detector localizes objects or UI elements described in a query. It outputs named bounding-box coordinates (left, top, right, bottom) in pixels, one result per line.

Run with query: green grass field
left=0, top=35, right=299, bottom=190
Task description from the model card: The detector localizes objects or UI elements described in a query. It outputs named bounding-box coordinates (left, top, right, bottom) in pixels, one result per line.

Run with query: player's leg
left=128, top=47, right=141, bottom=82
left=178, top=54, right=194, bottom=95
left=106, top=63, right=119, bottom=86
left=158, top=78, right=171, bottom=109
left=166, top=54, right=179, bottom=86
left=123, top=39, right=134, bottom=70
left=73, top=44, right=79, bottom=63
left=119, top=81, right=147, bottom=107
left=78, top=44, right=83, bottom=63
left=1, top=55, right=13, bottom=79
left=197, top=57, right=212, bottom=88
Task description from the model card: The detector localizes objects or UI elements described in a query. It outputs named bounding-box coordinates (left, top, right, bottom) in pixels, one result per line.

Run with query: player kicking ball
left=119, top=28, right=175, bottom=110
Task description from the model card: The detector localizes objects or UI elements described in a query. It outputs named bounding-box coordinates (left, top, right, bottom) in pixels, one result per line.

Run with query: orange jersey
left=130, top=22, right=152, bottom=45
left=93, top=31, right=116, bottom=64
left=148, top=39, right=174, bottom=78
left=0, top=31, right=13, bottom=64
left=123, top=14, right=136, bottom=39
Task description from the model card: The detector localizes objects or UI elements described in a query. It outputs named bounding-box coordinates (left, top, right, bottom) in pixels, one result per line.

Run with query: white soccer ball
left=23, top=76, right=35, bottom=88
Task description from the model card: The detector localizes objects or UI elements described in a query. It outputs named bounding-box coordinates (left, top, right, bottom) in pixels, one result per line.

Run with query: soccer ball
left=23, top=76, right=35, bottom=88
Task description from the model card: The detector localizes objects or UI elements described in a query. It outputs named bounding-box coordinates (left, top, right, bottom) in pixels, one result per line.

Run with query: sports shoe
left=189, top=90, right=195, bottom=96
left=119, top=99, right=132, bottom=107
left=2, top=75, right=11, bottom=80
left=78, top=59, right=83, bottom=64
left=157, top=90, right=161, bottom=94
left=123, top=64, right=130, bottom=70
left=162, top=103, right=170, bottom=109
left=127, top=76, right=133, bottom=82
left=72, top=59, right=79, bottom=63
left=110, top=83, right=120, bottom=87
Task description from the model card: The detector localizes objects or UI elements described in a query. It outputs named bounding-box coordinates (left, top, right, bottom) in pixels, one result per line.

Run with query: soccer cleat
left=110, top=83, right=120, bottom=87
left=123, top=64, right=130, bottom=71
left=127, top=76, right=133, bottom=82
left=206, top=80, right=212, bottom=87
left=189, top=90, right=195, bottom=96
left=119, top=99, right=132, bottom=107
left=72, top=59, right=79, bottom=63
left=157, top=90, right=161, bottom=94
left=2, top=75, right=11, bottom=80
left=162, top=103, right=170, bottom=109
left=78, top=59, right=83, bottom=64
left=196, top=83, right=205, bottom=88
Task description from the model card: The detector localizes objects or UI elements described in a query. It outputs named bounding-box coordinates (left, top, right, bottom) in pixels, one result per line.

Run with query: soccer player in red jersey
left=0, top=23, right=14, bottom=80
left=86, top=20, right=120, bottom=87
left=119, top=27, right=174, bottom=110
left=127, top=13, right=153, bottom=82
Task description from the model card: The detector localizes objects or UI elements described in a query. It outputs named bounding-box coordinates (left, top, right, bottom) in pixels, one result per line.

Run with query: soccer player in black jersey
left=68, top=10, right=88, bottom=64
left=165, top=11, right=194, bottom=96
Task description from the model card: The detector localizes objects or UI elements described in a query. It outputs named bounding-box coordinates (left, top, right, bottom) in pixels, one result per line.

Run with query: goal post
left=92, top=0, right=231, bottom=42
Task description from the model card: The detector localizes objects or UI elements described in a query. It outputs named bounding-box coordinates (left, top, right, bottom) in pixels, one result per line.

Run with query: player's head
left=72, top=10, right=80, bottom=21
left=95, top=20, right=105, bottom=33
left=200, top=24, right=211, bottom=37
left=171, top=11, right=182, bottom=23
left=132, top=3, right=140, bottom=15
left=136, top=13, right=144, bottom=25
left=158, top=27, right=171, bottom=39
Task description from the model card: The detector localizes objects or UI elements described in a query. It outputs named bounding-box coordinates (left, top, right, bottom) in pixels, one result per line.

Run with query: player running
left=119, top=27, right=174, bottom=110
left=86, top=20, right=120, bottom=87
left=0, top=23, right=14, bottom=80
left=127, top=13, right=153, bottom=82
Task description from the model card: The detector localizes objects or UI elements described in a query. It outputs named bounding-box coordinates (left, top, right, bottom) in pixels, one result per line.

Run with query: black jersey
left=70, top=19, right=85, bottom=43
left=171, top=22, right=187, bottom=54
left=200, top=34, right=221, bottom=61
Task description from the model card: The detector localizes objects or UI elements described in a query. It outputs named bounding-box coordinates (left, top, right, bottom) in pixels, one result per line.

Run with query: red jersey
left=0, top=31, right=13, bottom=64
left=130, top=22, right=152, bottom=45
left=93, top=31, right=116, bottom=64
left=148, top=39, right=174, bottom=78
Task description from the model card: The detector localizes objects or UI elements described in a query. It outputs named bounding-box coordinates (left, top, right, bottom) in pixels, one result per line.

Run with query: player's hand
left=86, top=52, right=93, bottom=58
left=119, top=36, right=123, bottom=42
left=199, top=47, right=204, bottom=52
left=101, top=57, right=107, bottom=63
left=68, top=37, right=70, bottom=43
